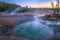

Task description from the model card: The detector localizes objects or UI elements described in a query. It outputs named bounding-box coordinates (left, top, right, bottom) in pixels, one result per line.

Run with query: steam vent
left=12, top=21, right=54, bottom=40
left=0, top=0, right=60, bottom=40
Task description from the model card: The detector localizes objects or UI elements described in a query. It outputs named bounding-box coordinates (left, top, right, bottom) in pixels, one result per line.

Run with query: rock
left=55, top=32, right=60, bottom=39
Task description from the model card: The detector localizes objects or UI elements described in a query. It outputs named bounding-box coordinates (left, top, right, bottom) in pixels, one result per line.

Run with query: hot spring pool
left=12, top=20, right=54, bottom=40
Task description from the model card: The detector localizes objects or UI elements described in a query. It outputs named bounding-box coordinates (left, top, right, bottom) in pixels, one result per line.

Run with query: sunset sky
left=0, top=0, right=56, bottom=8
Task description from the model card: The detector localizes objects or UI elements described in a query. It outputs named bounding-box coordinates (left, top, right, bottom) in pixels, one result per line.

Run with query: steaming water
left=40, top=20, right=60, bottom=26
left=1, top=7, right=59, bottom=39
left=12, top=13, right=54, bottom=40
left=0, top=7, right=60, bottom=39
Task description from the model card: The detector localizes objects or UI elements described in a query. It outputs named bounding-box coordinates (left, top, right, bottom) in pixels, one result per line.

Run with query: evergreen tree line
left=0, top=2, right=21, bottom=12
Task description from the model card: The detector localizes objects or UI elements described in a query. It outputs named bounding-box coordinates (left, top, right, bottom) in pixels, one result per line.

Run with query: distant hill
left=0, top=2, right=21, bottom=12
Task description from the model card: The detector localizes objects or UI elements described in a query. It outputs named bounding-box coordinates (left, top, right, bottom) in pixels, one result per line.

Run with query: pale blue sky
left=0, top=0, right=56, bottom=8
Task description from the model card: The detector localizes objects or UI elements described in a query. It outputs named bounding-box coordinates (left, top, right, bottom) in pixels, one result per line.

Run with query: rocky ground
left=0, top=8, right=59, bottom=40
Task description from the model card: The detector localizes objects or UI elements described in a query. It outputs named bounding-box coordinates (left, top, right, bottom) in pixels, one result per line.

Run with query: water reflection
left=12, top=14, right=54, bottom=40
left=0, top=7, right=60, bottom=40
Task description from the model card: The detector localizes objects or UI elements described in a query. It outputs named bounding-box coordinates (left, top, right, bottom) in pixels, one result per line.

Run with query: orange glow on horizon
left=18, top=0, right=56, bottom=8
left=30, top=5, right=52, bottom=8
left=27, top=4, right=52, bottom=8
left=20, top=1, right=56, bottom=8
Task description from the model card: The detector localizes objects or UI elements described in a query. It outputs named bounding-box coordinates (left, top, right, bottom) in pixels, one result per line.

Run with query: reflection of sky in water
left=40, top=20, right=60, bottom=25
left=12, top=20, right=54, bottom=40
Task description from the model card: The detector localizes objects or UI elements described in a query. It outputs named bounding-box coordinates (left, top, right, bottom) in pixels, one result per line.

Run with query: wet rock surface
left=0, top=8, right=60, bottom=40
